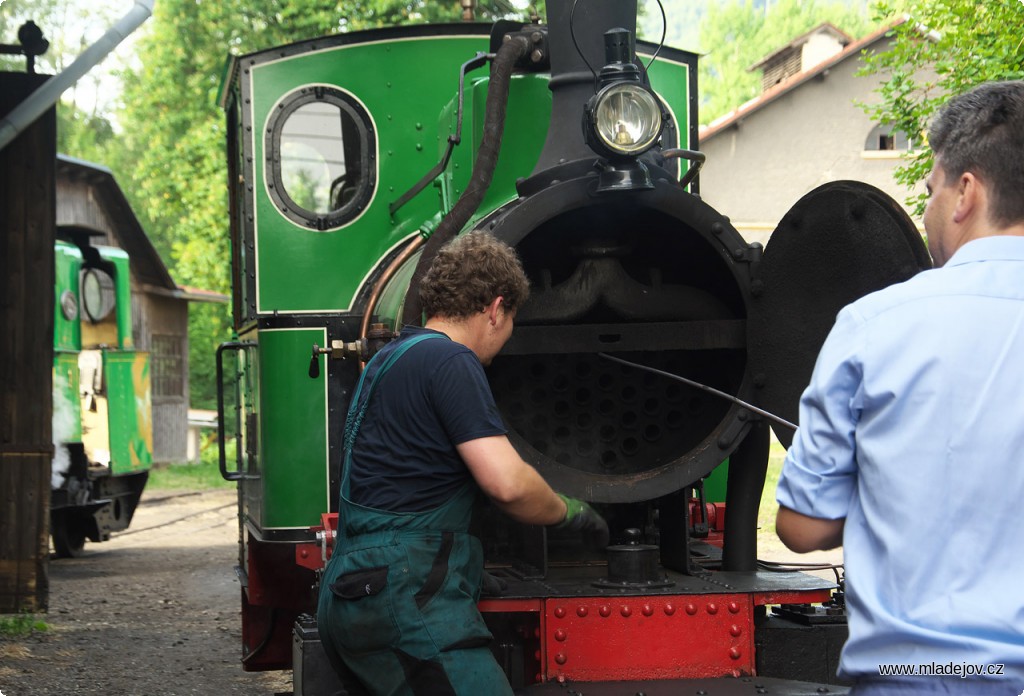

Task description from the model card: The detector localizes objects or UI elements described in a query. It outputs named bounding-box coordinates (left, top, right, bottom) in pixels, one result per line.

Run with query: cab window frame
left=264, top=85, right=377, bottom=231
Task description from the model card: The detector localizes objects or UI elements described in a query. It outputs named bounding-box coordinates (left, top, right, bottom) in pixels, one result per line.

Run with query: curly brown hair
left=418, top=231, right=530, bottom=320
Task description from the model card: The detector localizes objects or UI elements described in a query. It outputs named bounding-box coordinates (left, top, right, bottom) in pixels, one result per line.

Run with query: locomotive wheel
left=51, top=512, right=87, bottom=558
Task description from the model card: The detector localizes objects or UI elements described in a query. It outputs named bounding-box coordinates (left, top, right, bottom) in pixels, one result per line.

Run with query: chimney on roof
left=749, top=23, right=851, bottom=92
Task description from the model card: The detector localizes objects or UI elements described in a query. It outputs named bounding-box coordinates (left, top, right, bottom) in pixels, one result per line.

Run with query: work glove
left=553, top=494, right=610, bottom=550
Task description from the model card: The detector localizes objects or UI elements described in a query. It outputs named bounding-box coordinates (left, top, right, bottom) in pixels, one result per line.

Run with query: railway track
left=114, top=488, right=237, bottom=536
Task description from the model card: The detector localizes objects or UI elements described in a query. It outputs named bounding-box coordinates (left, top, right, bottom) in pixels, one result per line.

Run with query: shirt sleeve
left=776, top=305, right=865, bottom=520
left=429, top=351, right=508, bottom=445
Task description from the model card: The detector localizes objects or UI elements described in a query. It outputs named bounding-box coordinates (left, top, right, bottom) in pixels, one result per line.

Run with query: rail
left=215, top=341, right=256, bottom=481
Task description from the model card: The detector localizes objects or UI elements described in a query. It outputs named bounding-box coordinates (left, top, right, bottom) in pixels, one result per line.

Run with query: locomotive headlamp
left=582, top=28, right=665, bottom=191
left=81, top=267, right=115, bottom=323
left=591, top=82, right=662, bottom=156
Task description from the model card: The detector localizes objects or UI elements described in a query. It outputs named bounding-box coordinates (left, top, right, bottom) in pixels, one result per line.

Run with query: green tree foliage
left=1, top=1, right=121, bottom=165
left=56, top=104, right=116, bottom=163
left=638, top=0, right=702, bottom=51
left=860, top=0, right=1024, bottom=215
left=5, top=0, right=540, bottom=410
left=0, top=0, right=64, bottom=73
left=698, top=0, right=872, bottom=124
left=114, top=0, right=537, bottom=407
left=115, top=1, right=287, bottom=408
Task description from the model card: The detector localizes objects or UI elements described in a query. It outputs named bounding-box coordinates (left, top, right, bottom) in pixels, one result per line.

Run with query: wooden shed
left=55, top=155, right=226, bottom=464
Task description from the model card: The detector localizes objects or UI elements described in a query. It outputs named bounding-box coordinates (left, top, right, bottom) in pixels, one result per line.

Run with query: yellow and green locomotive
left=51, top=235, right=152, bottom=557
left=218, top=1, right=928, bottom=692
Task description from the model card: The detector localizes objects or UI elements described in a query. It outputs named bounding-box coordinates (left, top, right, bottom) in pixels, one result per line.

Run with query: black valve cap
left=309, top=344, right=321, bottom=379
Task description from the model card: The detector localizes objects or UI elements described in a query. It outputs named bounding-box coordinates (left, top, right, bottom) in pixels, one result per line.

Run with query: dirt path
left=0, top=488, right=292, bottom=696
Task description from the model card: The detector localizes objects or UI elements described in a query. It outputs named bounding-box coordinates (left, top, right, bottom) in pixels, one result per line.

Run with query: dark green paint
left=97, top=247, right=134, bottom=349
left=256, top=329, right=329, bottom=528
left=54, top=241, right=82, bottom=352
left=250, top=36, right=490, bottom=313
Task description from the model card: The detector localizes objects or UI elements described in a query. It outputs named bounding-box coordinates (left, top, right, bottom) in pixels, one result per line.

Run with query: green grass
left=757, top=440, right=787, bottom=539
left=0, top=613, right=49, bottom=638
left=146, top=441, right=235, bottom=492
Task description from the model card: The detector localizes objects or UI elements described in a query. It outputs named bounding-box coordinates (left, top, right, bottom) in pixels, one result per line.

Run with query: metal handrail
left=216, top=341, right=256, bottom=481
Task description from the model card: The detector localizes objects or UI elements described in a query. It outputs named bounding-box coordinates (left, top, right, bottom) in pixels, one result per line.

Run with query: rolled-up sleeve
left=776, top=306, right=864, bottom=520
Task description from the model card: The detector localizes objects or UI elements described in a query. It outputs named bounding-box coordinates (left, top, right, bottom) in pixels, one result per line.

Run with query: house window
left=865, top=124, right=910, bottom=152
left=151, top=334, right=184, bottom=398
left=265, top=85, right=377, bottom=231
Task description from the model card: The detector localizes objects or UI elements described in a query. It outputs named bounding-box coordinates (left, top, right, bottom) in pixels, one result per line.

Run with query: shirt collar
left=945, top=235, right=1024, bottom=267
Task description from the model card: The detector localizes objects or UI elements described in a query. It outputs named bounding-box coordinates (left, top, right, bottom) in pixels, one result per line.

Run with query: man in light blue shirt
left=776, top=81, right=1024, bottom=695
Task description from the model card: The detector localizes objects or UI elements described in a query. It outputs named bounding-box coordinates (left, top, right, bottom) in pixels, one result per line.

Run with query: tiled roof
left=700, top=20, right=904, bottom=142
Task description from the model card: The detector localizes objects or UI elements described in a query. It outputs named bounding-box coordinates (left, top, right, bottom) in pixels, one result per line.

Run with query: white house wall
left=698, top=35, right=926, bottom=247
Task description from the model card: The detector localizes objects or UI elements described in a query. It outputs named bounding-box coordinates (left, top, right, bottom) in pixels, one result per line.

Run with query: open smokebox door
left=474, top=179, right=929, bottom=579
left=748, top=180, right=932, bottom=448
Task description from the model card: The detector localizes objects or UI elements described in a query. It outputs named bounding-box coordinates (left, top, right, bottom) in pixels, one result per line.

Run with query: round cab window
left=81, top=268, right=116, bottom=323
left=266, top=87, right=376, bottom=230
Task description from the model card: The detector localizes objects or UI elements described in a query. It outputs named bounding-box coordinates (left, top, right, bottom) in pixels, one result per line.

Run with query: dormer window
left=749, top=23, right=851, bottom=93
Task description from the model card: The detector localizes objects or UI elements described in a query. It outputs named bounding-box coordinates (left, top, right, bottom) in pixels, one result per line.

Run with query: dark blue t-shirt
left=346, top=326, right=507, bottom=512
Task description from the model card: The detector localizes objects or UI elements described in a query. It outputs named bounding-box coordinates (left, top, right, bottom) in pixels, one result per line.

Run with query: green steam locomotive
left=217, top=1, right=928, bottom=693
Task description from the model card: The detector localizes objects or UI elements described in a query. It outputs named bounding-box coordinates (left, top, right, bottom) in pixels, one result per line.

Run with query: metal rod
left=596, top=352, right=797, bottom=431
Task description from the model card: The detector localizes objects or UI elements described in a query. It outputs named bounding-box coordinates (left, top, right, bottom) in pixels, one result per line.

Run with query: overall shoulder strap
left=342, top=332, right=448, bottom=460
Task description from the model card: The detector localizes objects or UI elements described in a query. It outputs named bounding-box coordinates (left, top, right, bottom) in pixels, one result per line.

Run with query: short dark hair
left=418, top=231, right=530, bottom=320
left=928, top=80, right=1024, bottom=226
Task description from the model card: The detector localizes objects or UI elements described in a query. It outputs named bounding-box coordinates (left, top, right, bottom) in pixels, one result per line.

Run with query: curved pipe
left=401, top=34, right=530, bottom=325
left=359, top=235, right=425, bottom=344
left=661, top=148, right=705, bottom=191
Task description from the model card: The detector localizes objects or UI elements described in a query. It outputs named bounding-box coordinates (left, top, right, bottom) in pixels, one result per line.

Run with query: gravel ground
left=0, top=487, right=292, bottom=696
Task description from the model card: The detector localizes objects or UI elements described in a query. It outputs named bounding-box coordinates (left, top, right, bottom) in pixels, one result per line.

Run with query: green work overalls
left=317, top=333, right=513, bottom=696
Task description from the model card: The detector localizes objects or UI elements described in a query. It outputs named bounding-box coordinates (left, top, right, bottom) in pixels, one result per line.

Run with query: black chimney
left=530, top=0, right=639, bottom=174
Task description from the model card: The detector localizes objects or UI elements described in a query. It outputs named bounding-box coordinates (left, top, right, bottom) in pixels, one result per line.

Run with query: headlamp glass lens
left=595, top=84, right=662, bottom=154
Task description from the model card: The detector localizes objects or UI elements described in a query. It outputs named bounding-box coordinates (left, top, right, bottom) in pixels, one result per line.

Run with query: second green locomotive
left=51, top=236, right=152, bottom=557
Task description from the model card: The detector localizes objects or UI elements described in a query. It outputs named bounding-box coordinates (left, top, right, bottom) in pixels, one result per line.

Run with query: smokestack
left=530, top=0, right=639, bottom=173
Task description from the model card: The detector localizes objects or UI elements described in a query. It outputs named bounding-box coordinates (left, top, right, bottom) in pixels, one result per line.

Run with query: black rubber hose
left=401, top=35, right=529, bottom=325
